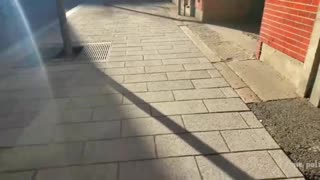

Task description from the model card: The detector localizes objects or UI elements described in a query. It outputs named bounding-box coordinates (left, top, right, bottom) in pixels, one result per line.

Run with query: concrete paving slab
left=227, top=60, right=298, bottom=101
left=148, top=80, right=194, bottom=91
left=182, top=113, right=249, bottom=131
left=83, top=137, right=156, bottom=163
left=122, top=116, right=185, bottom=136
left=0, top=143, right=83, bottom=171
left=173, top=89, right=225, bottom=100
left=54, top=121, right=120, bottom=142
left=240, top=112, right=263, bottom=128
left=93, top=104, right=151, bottom=121
left=0, top=171, right=34, bottom=180
left=221, top=129, right=279, bottom=151
left=151, top=100, right=208, bottom=116
left=167, top=70, right=211, bottom=80
left=123, top=91, right=174, bottom=104
left=125, top=73, right=167, bottom=83
left=196, top=151, right=286, bottom=179
left=268, top=150, right=303, bottom=178
left=36, top=164, right=117, bottom=180
left=192, top=78, right=229, bottom=89
left=119, top=157, right=201, bottom=180
left=204, top=98, right=249, bottom=112
left=156, top=132, right=229, bottom=157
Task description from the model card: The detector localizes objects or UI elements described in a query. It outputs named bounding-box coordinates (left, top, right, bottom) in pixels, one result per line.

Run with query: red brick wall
left=260, top=0, right=320, bottom=62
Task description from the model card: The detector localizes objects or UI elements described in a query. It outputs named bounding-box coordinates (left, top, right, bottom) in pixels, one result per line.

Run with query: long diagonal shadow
left=92, top=67, right=252, bottom=179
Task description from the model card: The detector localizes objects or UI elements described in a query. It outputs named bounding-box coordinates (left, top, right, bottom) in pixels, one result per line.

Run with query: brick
left=240, top=112, right=263, bottom=128
left=167, top=70, right=211, bottom=80
left=196, top=151, right=285, bottom=179
left=125, top=60, right=162, bottom=67
left=182, top=113, right=248, bottom=131
left=123, top=91, right=174, bottom=104
left=93, top=104, right=151, bottom=121
left=148, top=80, right=194, bottom=91
left=183, top=63, right=214, bottom=70
left=54, top=121, right=120, bottom=142
left=173, top=89, right=225, bottom=100
left=83, top=137, right=155, bottom=163
left=104, top=67, right=144, bottom=75
left=0, top=143, right=83, bottom=171
left=268, top=150, right=303, bottom=178
left=122, top=116, right=185, bottom=136
left=221, top=129, right=279, bottom=151
left=36, top=164, right=117, bottom=180
left=125, top=73, right=167, bottom=83
left=156, top=132, right=229, bottom=157
left=192, top=78, right=229, bottom=89
left=151, top=100, right=208, bottom=116
left=62, top=108, right=93, bottom=123
left=203, top=98, right=249, bottom=112
left=0, top=171, right=33, bottom=180
left=119, top=157, right=201, bottom=180
left=145, top=65, right=184, bottom=73
left=69, top=94, right=123, bottom=108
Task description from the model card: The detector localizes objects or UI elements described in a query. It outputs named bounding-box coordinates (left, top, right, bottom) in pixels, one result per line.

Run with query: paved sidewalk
left=0, top=1, right=304, bottom=179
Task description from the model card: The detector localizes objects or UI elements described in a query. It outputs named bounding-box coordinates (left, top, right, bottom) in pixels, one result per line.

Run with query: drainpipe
left=178, top=0, right=181, bottom=15
left=310, top=62, right=320, bottom=107
left=190, top=0, right=195, bottom=17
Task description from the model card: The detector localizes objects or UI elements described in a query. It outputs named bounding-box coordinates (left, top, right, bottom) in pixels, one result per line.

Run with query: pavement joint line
left=201, top=99, right=210, bottom=113
left=0, top=148, right=284, bottom=174
left=153, top=136, right=159, bottom=158
left=193, top=156, right=204, bottom=180
left=266, top=150, right=288, bottom=178
left=2, top=107, right=253, bottom=126
left=0, top=127, right=266, bottom=148
left=219, top=131, right=232, bottom=152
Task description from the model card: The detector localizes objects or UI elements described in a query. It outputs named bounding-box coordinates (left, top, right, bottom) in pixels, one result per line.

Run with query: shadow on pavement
left=0, top=0, right=253, bottom=179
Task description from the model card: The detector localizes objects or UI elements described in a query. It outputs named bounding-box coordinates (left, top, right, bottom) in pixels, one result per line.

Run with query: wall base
left=260, top=44, right=306, bottom=97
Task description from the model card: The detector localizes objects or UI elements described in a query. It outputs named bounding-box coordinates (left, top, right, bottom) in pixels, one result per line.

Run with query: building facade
left=174, top=0, right=320, bottom=107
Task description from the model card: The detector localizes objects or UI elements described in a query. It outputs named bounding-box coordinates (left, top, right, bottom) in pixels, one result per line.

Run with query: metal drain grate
left=76, top=42, right=111, bottom=62
left=13, top=42, right=111, bottom=68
